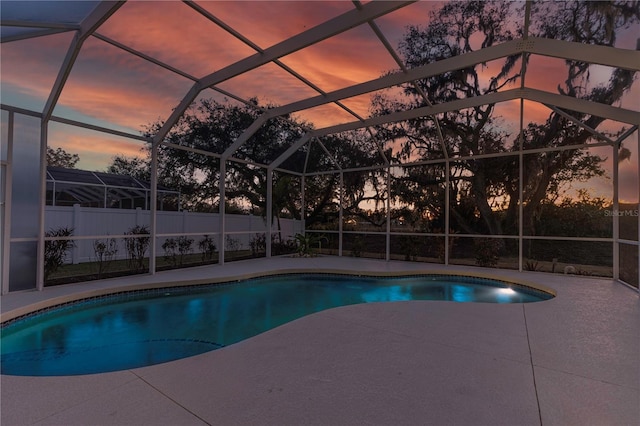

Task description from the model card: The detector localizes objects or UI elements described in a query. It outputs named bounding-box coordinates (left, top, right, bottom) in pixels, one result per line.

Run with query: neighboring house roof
left=47, top=166, right=178, bottom=207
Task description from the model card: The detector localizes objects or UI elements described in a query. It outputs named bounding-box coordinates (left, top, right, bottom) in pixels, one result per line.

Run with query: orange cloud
left=279, top=25, right=399, bottom=93
left=197, top=1, right=355, bottom=50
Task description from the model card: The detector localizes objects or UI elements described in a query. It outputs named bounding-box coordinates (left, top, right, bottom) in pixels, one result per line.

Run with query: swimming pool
left=1, top=273, right=553, bottom=376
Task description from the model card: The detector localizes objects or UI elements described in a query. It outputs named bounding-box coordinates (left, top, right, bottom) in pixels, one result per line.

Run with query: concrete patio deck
left=1, top=257, right=638, bottom=426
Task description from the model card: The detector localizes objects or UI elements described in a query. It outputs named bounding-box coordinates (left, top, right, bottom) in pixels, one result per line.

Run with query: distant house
left=46, top=166, right=180, bottom=211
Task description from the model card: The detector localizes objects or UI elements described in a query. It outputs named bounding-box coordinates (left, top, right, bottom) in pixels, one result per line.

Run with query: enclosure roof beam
left=354, top=0, right=449, bottom=161
left=544, top=104, right=616, bottom=145
left=269, top=133, right=312, bottom=171
left=265, top=37, right=639, bottom=122
left=525, top=88, right=640, bottom=125
left=92, top=32, right=199, bottom=82
left=187, top=0, right=364, bottom=125
left=310, top=88, right=640, bottom=137
left=302, top=138, right=617, bottom=177
left=1, top=28, right=75, bottom=43
left=0, top=20, right=80, bottom=30
left=196, top=1, right=415, bottom=90
left=1, top=104, right=147, bottom=141
left=0, top=20, right=79, bottom=43
left=221, top=114, right=271, bottom=160
left=42, top=1, right=125, bottom=122
left=267, top=39, right=522, bottom=118
left=317, top=139, right=343, bottom=171
left=153, top=1, right=414, bottom=145
left=526, top=36, right=640, bottom=72
left=51, top=115, right=148, bottom=141
left=312, top=90, right=522, bottom=137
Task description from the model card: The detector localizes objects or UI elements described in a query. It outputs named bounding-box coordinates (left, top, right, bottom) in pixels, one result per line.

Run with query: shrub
left=44, top=227, right=75, bottom=280
left=177, top=236, right=193, bottom=265
left=199, top=235, right=216, bottom=261
left=93, top=237, right=118, bottom=277
left=272, top=236, right=296, bottom=255
left=225, top=235, right=240, bottom=252
left=250, top=233, right=266, bottom=256
left=350, top=236, right=364, bottom=257
left=474, top=238, right=502, bottom=267
left=398, top=235, right=421, bottom=261
left=162, top=238, right=178, bottom=266
left=124, top=225, right=150, bottom=271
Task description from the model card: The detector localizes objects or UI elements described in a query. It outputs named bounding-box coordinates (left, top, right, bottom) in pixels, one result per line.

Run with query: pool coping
left=0, top=267, right=556, bottom=324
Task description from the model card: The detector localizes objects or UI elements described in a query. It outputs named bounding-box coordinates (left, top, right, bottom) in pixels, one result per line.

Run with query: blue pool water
left=1, top=273, right=552, bottom=376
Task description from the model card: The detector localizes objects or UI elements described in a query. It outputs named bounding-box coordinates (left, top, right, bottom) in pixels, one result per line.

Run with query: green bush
left=44, top=227, right=75, bottom=280
left=177, top=236, right=193, bottom=264
left=474, top=238, right=502, bottom=267
left=199, top=235, right=216, bottom=261
left=124, top=225, right=150, bottom=271
left=93, top=237, right=118, bottom=277
left=162, top=238, right=178, bottom=266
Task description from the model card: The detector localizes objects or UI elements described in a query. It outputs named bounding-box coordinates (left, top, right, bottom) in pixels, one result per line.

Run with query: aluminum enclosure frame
left=1, top=0, right=638, bottom=292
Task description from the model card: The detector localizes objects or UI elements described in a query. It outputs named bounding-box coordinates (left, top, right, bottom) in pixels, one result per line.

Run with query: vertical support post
left=36, top=121, right=48, bottom=291
left=612, top=142, right=619, bottom=281
left=339, top=171, right=343, bottom=256
left=444, top=159, right=450, bottom=265
left=301, top=175, right=306, bottom=238
left=1, top=112, right=14, bottom=294
left=266, top=169, right=273, bottom=258
left=519, top=1, right=531, bottom=273
left=218, top=161, right=226, bottom=265
left=385, top=166, right=391, bottom=261
left=149, top=140, right=158, bottom=274
left=518, top=99, right=525, bottom=272
left=519, top=2, right=530, bottom=272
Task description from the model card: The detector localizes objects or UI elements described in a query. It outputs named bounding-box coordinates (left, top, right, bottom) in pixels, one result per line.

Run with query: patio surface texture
left=1, top=256, right=638, bottom=426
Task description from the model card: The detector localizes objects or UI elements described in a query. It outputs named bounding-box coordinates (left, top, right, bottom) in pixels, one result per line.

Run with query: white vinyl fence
left=46, top=205, right=303, bottom=263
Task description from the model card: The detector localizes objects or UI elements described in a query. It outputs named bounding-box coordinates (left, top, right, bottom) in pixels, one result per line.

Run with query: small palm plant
left=294, top=233, right=326, bottom=257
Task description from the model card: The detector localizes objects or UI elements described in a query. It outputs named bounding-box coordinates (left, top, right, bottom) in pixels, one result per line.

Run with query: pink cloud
left=98, top=1, right=257, bottom=78
left=292, top=103, right=357, bottom=129
left=52, top=36, right=194, bottom=132
left=48, top=124, right=147, bottom=171
left=215, top=62, right=320, bottom=106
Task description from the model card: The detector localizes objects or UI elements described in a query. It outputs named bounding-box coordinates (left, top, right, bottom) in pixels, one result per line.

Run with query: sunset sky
left=1, top=0, right=638, bottom=201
